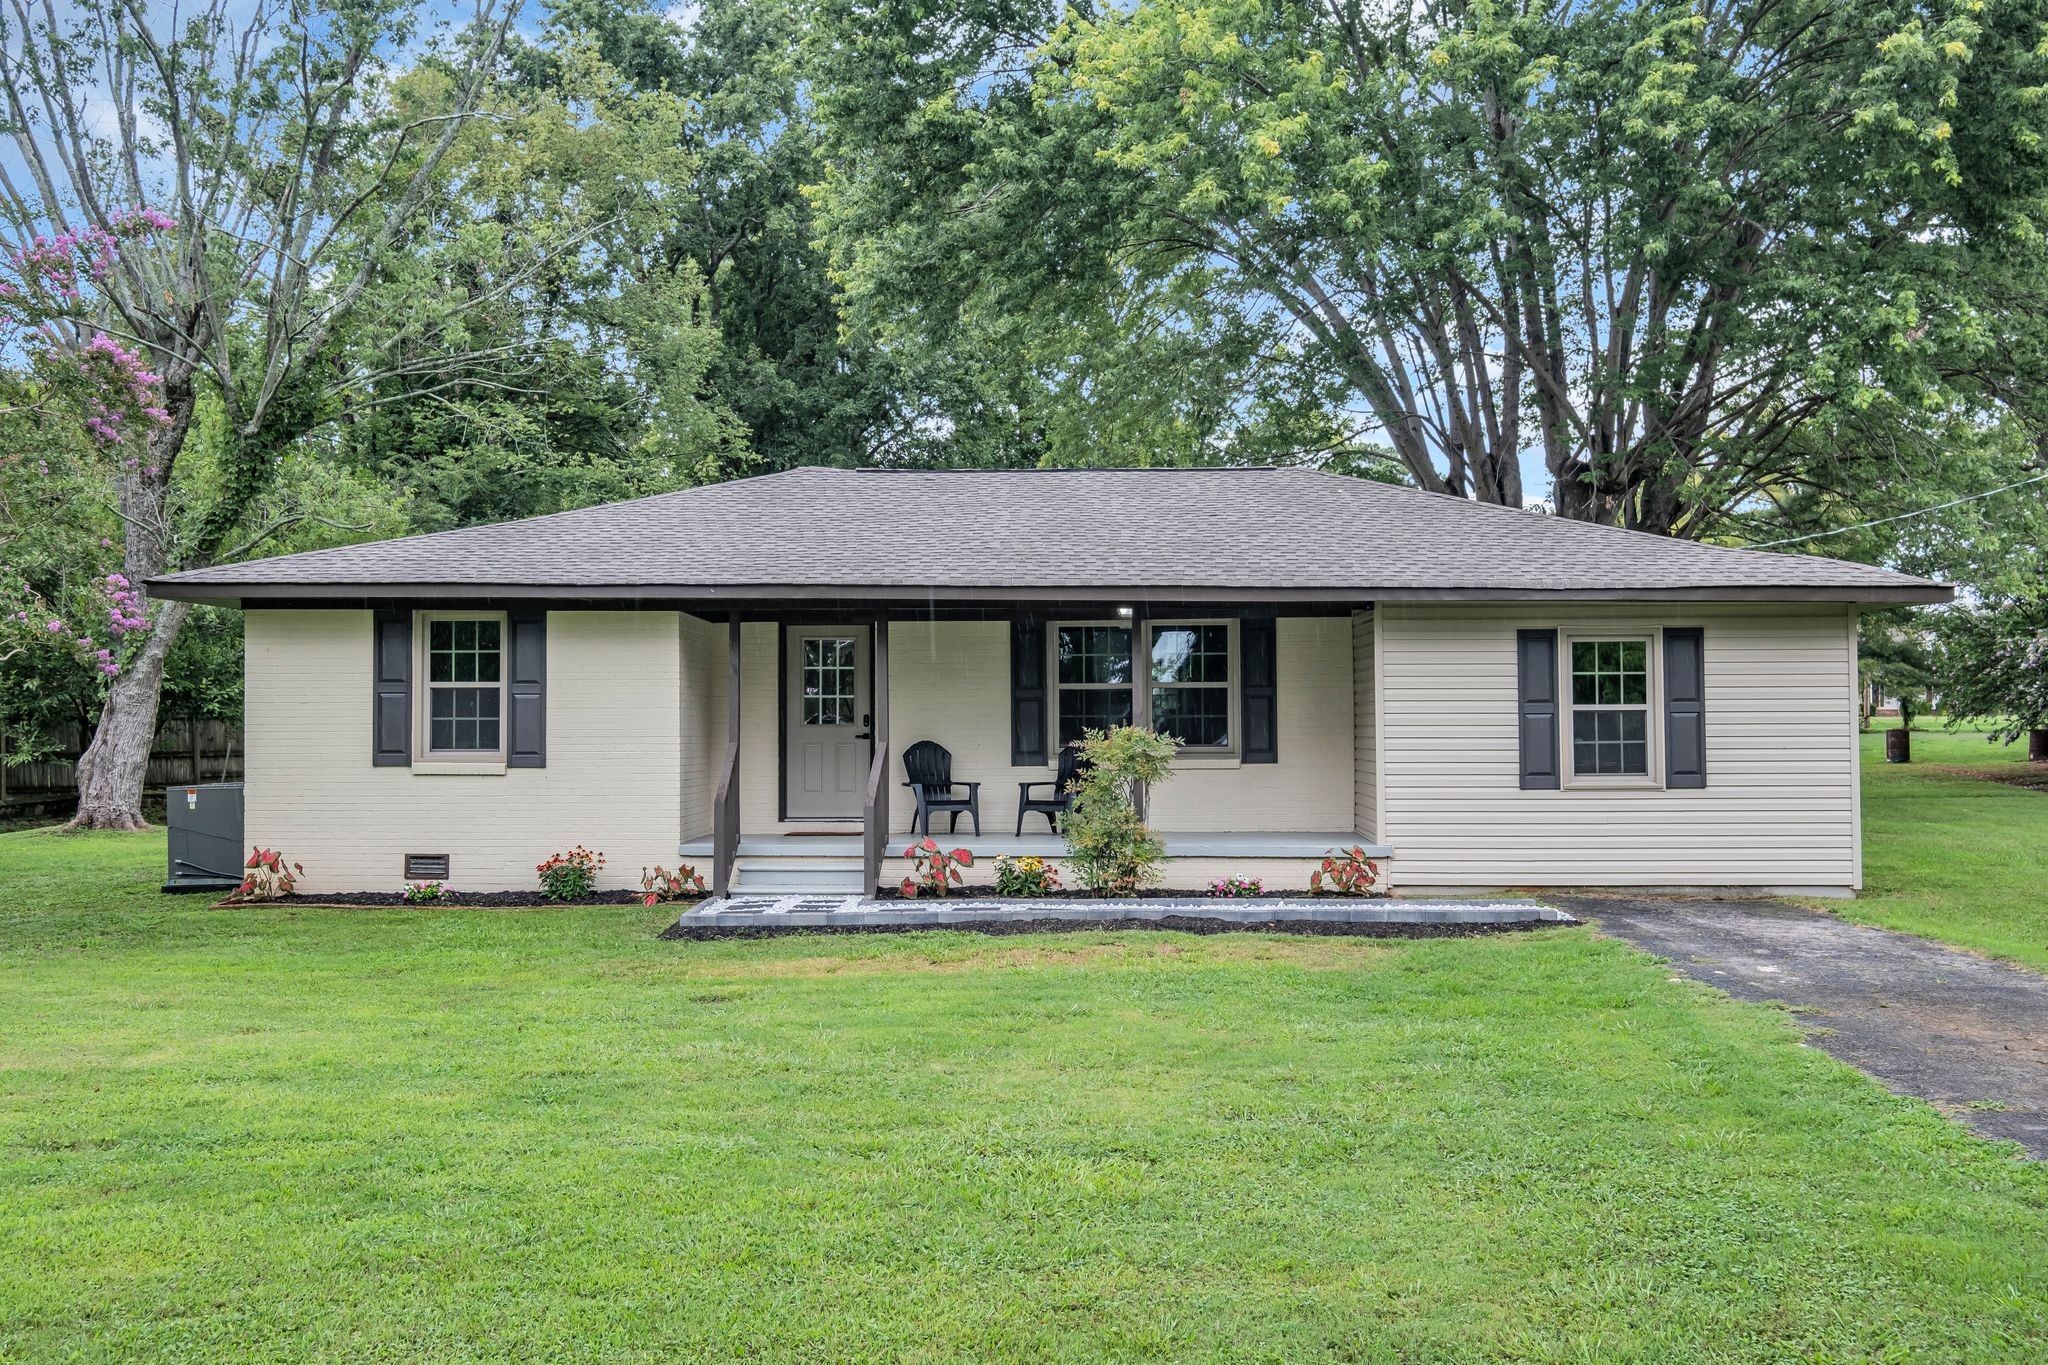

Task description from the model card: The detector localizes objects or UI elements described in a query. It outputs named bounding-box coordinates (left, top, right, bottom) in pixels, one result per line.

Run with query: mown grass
left=1847, top=723, right=2048, bottom=972
left=3, top=827, right=2045, bottom=1360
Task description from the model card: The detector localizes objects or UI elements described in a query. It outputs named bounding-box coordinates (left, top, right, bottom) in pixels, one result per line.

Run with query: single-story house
left=150, top=467, right=1951, bottom=898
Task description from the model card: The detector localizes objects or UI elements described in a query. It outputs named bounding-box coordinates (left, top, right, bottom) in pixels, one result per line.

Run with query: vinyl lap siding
left=1352, top=610, right=1377, bottom=842
left=245, top=609, right=682, bottom=893
left=1379, top=603, right=1859, bottom=889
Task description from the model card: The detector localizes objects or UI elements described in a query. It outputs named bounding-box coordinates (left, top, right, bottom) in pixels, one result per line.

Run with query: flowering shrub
left=536, top=845, right=605, bottom=901
left=401, top=881, right=444, bottom=905
left=1310, top=846, right=1382, bottom=897
left=641, top=864, right=707, bottom=906
left=900, top=838, right=973, bottom=898
left=993, top=854, right=1060, bottom=897
left=1209, top=874, right=1263, bottom=898
left=222, top=848, right=302, bottom=903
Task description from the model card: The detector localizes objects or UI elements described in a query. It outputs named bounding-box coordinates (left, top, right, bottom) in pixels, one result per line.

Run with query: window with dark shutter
left=1240, top=617, right=1278, bottom=763
left=507, top=610, right=547, bottom=768
left=1010, top=617, right=1047, bottom=766
left=372, top=610, right=412, bottom=766
left=1516, top=629, right=1560, bottom=789
left=1663, top=627, right=1706, bottom=788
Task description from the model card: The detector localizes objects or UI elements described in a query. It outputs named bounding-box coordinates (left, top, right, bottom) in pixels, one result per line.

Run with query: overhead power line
left=1743, top=471, right=2048, bottom=549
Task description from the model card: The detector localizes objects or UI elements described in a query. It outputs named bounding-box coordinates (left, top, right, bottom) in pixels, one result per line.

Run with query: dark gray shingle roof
left=150, top=466, right=1950, bottom=603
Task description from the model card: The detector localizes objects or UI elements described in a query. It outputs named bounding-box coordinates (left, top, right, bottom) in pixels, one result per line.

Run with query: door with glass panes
left=783, top=627, right=871, bottom=819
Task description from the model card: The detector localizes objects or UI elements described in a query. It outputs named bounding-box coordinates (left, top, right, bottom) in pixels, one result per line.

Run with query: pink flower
left=46, top=618, right=64, bottom=632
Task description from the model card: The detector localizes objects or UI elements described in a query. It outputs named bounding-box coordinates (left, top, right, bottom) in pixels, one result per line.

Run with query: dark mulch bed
left=260, top=890, right=649, bottom=908
left=661, top=915, right=1554, bottom=942
left=877, top=887, right=1391, bottom=901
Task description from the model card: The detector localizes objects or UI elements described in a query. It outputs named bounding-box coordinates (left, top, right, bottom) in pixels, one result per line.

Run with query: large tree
left=814, top=0, right=2048, bottom=524
left=0, top=0, right=546, bottom=827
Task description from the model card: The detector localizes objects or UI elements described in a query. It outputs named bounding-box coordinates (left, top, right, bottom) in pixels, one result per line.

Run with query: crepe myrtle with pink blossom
left=0, top=209, right=176, bottom=463
left=0, top=568, right=152, bottom=680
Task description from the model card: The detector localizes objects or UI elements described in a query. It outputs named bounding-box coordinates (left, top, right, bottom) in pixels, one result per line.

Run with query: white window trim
left=1147, top=618, right=1240, bottom=758
left=1047, top=618, right=1241, bottom=762
left=1559, top=628, right=1663, bottom=790
left=415, top=609, right=508, bottom=764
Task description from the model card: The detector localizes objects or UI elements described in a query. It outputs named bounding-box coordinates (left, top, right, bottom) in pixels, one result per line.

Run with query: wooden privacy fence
left=0, top=715, right=243, bottom=804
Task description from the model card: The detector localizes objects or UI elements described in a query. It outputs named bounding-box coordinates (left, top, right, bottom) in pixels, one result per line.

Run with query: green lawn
left=1846, top=723, right=2048, bottom=972
left=4, top=829, right=2046, bottom=1360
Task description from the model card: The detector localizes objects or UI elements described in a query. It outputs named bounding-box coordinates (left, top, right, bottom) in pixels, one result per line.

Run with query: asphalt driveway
left=1569, top=896, right=2048, bottom=1157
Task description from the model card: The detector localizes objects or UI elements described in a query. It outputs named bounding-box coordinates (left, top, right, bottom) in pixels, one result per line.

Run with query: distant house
left=151, top=467, right=1950, bottom=898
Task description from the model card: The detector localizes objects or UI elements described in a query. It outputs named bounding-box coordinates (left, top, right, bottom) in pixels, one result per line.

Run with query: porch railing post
left=862, top=616, right=891, bottom=898
left=713, top=610, right=742, bottom=898
left=1129, top=602, right=1149, bottom=822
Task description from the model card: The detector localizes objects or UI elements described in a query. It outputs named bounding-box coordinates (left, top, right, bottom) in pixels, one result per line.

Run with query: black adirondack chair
left=1016, top=743, right=1090, bottom=835
left=902, top=739, right=982, bottom=836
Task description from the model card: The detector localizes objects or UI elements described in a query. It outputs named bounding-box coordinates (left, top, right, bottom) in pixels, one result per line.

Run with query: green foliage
left=992, top=854, right=1060, bottom=897
left=1859, top=610, right=1937, bottom=730
left=814, top=0, right=2048, bottom=533
left=1934, top=589, right=2048, bottom=743
left=1062, top=727, right=1179, bottom=895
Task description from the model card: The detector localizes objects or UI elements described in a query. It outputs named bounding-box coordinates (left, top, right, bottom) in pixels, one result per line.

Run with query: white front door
left=784, top=627, right=871, bottom=820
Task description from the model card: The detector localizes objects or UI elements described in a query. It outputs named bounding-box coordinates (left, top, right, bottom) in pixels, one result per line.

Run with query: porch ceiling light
left=1116, top=606, right=1133, bottom=618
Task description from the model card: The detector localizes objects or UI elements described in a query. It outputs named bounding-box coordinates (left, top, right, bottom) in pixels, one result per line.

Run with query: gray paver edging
left=681, top=896, right=1570, bottom=929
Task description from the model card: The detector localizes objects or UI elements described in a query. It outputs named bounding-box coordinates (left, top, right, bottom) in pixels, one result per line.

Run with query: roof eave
left=145, top=578, right=1955, bottom=607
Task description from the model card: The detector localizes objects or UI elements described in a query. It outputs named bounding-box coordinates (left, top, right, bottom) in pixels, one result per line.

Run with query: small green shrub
left=401, top=881, right=444, bottom=905
left=536, top=846, right=605, bottom=902
left=992, top=854, right=1060, bottom=897
left=1063, top=727, right=1178, bottom=896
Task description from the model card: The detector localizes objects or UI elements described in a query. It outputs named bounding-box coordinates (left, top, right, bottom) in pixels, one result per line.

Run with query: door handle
left=855, top=712, right=873, bottom=740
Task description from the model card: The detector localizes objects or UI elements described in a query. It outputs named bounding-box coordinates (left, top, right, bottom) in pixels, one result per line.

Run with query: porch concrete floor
left=678, top=831, right=1388, bottom=859
left=675, top=895, right=1569, bottom=930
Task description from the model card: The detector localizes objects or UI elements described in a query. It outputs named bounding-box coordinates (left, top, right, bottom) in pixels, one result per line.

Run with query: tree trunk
left=2030, top=729, right=2048, bottom=763
left=69, top=598, right=192, bottom=830
left=67, top=404, right=196, bottom=831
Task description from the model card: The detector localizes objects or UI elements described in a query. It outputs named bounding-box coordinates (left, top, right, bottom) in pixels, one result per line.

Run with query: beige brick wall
left=678, top=612, right=727, bottom=842
left=245, top=609, right=683, bottom=893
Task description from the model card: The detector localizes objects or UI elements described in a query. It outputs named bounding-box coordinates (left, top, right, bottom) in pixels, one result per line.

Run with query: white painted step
left=731, top=858, right=867, bottom=894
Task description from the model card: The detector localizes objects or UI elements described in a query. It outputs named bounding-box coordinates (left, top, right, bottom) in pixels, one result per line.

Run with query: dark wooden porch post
left=712, top=611, right=742, bottom=898
left=862, top=617, right=891, bottom=897
left=1129, top=603, right=1149, bottom=822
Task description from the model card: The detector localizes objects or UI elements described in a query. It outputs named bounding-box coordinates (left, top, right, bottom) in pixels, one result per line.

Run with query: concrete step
left=731, top=858, right=867, bottom=894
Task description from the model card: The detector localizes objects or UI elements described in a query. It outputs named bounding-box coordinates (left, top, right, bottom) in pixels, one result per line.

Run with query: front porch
left=680, top=830, right=1390, bottom=896
left=681, top=605, right=1381, bottom=899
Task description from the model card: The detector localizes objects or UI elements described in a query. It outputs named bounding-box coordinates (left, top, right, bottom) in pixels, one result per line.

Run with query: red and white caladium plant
left=224, top=847, right=302, bottom=903
left=1310, top=845, right=1381, bottom=897
left=900, top=838, right=973, bottom=898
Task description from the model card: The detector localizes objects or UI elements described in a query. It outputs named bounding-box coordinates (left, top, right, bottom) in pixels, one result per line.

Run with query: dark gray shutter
left=1241, top=617, right=1278, bottom=764
left=507, top=609, right=547, bottom=768
left=1517, top=628, right=1560, bottom=790
left=372, top=610, right=412, bottom=767
left=1011, top=617, right=1047, bottom=765
left=1663, top=627, right=1706, bottom=788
